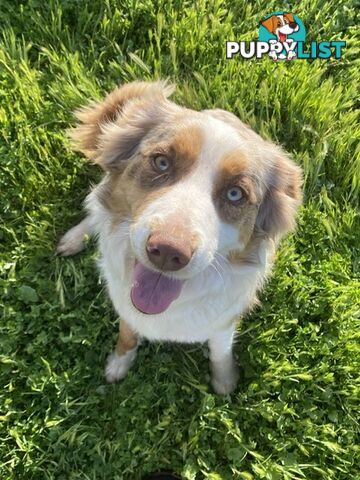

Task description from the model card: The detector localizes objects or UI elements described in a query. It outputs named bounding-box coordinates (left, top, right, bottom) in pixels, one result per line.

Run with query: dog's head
left=71, top=81, right=302, bottom=314
left=260, top=13, right=299, bottom=40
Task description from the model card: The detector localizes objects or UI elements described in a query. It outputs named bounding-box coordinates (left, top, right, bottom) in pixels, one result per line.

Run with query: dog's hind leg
left=105, top=320, right=139, bottom=383
left=56, top=216, right=93, bottom=256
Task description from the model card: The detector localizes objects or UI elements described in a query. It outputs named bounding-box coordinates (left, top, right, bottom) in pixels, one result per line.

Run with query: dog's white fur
left=57, top=81, right=302, bottom=394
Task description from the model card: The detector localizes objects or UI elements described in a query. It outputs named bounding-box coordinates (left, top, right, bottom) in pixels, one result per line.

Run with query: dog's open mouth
left=130, top=261, right=184, bottom=314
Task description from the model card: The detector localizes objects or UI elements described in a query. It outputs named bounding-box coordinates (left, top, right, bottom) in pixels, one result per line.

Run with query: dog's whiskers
left=209, top=261, right=226, bottom=289
left=214, top=252, right=234, bottom=275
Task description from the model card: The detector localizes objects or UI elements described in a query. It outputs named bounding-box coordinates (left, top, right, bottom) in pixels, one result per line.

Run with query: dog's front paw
left=210, top=357, right=239, bottom=395
left=105, top=349, right=137, bottom=383
left=56, top=226, right=87, bottom=256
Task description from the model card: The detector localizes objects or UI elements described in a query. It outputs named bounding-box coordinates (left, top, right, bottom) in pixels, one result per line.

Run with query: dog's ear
left=69, top=80, right=175, bottom=170
left=259, top=15, right=277, bottom=33
left=256, top=148, right=303, bottom=241
left=283, top=12, right=295, bottom=24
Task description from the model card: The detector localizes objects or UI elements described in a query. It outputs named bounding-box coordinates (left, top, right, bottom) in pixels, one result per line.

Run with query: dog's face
left=71, top=81, right=302, bottom=314
left=260, top=13, right=299, bottom=40
left=117, top=119, right=262, bottom=279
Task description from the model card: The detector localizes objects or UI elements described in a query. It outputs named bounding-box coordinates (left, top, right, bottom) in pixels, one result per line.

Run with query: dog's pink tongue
left=131, top=262, right=184, bottom=314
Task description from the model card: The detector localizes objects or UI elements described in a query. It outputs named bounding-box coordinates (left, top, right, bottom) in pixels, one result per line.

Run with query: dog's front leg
left=56, top=216, right=93, bottom=256
left=208, top=325, right=239, bottom=395
left=105, top=320, right=139, bottom=383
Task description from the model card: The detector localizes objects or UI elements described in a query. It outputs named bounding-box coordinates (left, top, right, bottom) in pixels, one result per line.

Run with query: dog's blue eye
left=227, top=187, right=243, bottom=202
left=154, top=155, right=170, bottom=172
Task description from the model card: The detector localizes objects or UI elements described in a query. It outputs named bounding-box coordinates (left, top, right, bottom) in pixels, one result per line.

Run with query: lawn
left=0, top=1, right=359, bottom=479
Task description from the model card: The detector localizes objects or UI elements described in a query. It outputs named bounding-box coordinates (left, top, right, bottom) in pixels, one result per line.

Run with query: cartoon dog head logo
left=261, top=13, right=299, bottom=42
left=259, top=12, right=306, bottom=61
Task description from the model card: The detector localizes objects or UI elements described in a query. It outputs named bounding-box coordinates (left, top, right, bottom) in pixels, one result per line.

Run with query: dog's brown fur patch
left=69, top=81, right=175, bottom=162
left=133, top=123, right=203, bottom=189
left=256, top=148, right=303, bottom=239
left=213, top=151, right=259, bottom=228
left=207, top=111, right=302, bottom=243
left=98, top=123, right=203, bottom=230
left=115, top=320, right=138, bottom=355
left=227, top=232, right=270, bottom=265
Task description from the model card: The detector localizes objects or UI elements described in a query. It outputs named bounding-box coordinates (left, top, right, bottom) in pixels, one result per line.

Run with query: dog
left=260, top=13, right=300, bottom=60
left=57, top=81, right=302, bottom=394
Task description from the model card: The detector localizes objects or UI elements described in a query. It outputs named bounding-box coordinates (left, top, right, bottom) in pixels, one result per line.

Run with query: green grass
left=1, top=1, right=359, bottom=479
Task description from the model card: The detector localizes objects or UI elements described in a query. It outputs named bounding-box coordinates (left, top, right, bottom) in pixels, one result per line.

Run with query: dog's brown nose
left=146, top=233, right=192, bottom=271
left=289, top=22, right=297, bottom=29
